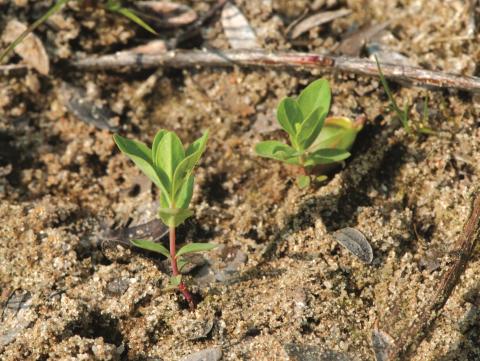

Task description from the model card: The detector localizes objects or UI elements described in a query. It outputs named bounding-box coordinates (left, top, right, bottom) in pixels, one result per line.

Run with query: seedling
left=0, top=0, right=156, bottom=63
left=375, top=56, right=435, bottom=135
left=113, top=130, right=216, bottom=309
left=255, top=79, right=362, bottom=188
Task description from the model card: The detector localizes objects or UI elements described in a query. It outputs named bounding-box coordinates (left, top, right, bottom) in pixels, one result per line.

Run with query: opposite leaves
left=114, top=130, right=208, bottom=227
left=255, top=79, right=362, bottom=186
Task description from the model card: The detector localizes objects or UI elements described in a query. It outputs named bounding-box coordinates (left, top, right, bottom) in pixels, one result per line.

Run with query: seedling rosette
left=255, top=79, right=362, bottom=188
left=113, top=130, right=216, bottom=309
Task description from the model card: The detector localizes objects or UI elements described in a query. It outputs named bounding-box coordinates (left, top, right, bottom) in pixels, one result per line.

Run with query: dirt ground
left=1, top=0, right=480, bottom=360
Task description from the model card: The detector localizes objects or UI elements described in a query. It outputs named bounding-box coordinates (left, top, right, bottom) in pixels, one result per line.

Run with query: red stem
left=169, top=226, right=195, bottom=309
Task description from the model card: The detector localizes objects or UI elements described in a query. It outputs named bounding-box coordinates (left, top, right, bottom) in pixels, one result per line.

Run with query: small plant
left=113, top=130, right=216, bottom=309
left=375, top=56, right=435, bottom=135
left=255, top=79, right=362, bottom=188
left=0, top=0, right=156, bottom=64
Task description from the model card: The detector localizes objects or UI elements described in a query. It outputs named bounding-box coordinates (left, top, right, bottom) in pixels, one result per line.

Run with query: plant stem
left=169, top=226, right=194, bottom=309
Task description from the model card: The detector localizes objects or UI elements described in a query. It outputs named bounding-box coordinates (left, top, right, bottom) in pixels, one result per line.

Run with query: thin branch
left=72, top=49, right=480, bottom=92
left=0, top=64, right=28, bottom=76
left=387, top=192, right=480, bottom=360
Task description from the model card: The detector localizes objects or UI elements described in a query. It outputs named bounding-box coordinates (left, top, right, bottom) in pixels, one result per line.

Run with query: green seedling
left=114, top=130, right=216, bottom=309
left=375, top=56, right=435, bottom=135
left=255, top=79, right=362, bottom=188
left=0, top=0, right=156, bottom=64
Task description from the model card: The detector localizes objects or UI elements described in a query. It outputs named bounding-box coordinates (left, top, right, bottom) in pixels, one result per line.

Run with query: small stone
left=106, top=278, right=130, bottom=296
left=180, top=347, right=222, bottom=361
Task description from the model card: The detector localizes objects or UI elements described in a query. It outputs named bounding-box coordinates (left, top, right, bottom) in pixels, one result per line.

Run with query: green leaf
left=254, top=141, right=299, bottom=163
left=316, top=175, right=328, bottom=182
left=304, top=148, right=350, bottom=166
left=106, top=1, right=158, bottom=35
left=296, top=175, right=311, bottom=189
left=165, top=275, right=182, bottom=290
left=185, top=131, right=209, bottom=159
left=177, top=257, right=188, bottom=272
left=176, top=243, right=218, bottom=258
left=131, top=239, right=170, bottom=258
left=277, top=97, right=303, bottom=138
left=295, top=106, right=328, bottom=150
left=309, top=117, right=361, bottom=152
left=297, top=79, right=331, bottom=120
left=159, top=190, right=170, bottom=209
left=155, top=132, right=185, bottom=189
left=152, top=129, right=168, bottom=161
left=158, top=207, right=193, bottom=228
left=172, top=131, right=208, bottom=198
left=113, top=134, right=168, bottom=195
left=175, top=174, right=194, bottom=209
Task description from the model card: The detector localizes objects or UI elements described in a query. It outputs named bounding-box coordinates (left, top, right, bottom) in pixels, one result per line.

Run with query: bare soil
left=1, top=1, right=479, bottom=360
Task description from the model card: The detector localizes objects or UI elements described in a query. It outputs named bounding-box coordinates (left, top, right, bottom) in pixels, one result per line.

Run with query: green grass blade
left=0, top=0, right=71, bottom=64
left=108, top=3, right=158, bottom=35
left=374, top=55, right=412, bottom=134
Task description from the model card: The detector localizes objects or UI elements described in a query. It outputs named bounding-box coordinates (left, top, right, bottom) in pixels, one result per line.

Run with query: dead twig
left=387, top=192, right=480, bottom=360
left=72, top=49, right=480, bottom=93
left=0, top=64, right=28, bottom=76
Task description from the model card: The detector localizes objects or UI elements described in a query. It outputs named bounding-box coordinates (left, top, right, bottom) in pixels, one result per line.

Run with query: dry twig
left=72, top=49, right=480, bottom=93
left=0, top=64, right=28, bottom=76
left=387, top=192, right=480, bottom=360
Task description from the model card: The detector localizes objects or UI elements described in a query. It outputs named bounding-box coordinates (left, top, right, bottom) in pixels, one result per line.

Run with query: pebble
left=180, top=347, right=222, bottom=361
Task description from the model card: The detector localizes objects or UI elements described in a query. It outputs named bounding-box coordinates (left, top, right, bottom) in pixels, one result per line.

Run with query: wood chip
left=289, top=8, right=352, bottom=39
left=332, top=227, right=373, bottom=264
left=136, top=1, right=197, bottom=28
left=221, top=2, right=259, bottom=49
left=2, top=20, right=49, bottom=75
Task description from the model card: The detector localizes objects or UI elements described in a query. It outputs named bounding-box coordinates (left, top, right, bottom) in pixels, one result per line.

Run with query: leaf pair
left=131, top=239, right=217, bottom=267
left=277, top=79, right=331, bottom=150
left=255, top=79, right=358, bottom=185
left=114, top=130, right=208, bottom=227
left=131, top=239, right=217, bottom=258
left=131, top=239, right=217, bottom=289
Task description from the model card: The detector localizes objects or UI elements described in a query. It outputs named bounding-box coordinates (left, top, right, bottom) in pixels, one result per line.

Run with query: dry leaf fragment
left=136, top=1, right=197, bottom=28
left=2, top=20, right=50, bottom=75
left=289, top=8, right=352, bottom=39
left=221, top=2, right=259, bottom=49
left=332, top=227, right=373, bottom=264
left=367, top=44, right=416, bottom=67
left=336, top=21, right=390, bottom=57
left=59, top=82, right=118, bottom=131
left=124, top=39, right=167, bottom=55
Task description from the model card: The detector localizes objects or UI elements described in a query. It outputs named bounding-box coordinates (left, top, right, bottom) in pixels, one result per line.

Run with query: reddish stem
left=169, top=226, right=195, bottom=309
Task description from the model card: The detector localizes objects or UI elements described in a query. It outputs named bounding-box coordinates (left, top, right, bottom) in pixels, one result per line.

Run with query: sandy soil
left=1, top=0, right=479, bottom=360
